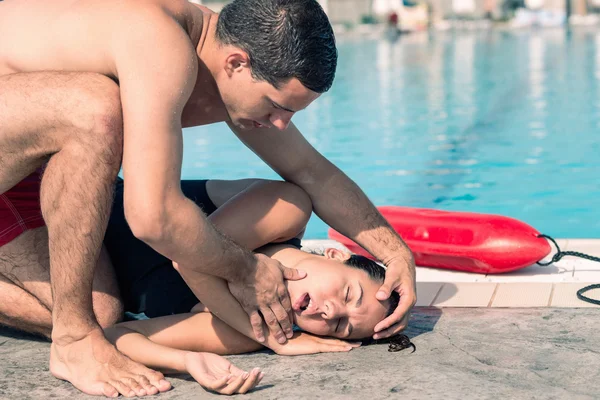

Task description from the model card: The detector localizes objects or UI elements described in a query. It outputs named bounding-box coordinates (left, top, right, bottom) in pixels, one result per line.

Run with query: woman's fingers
left=199, top=374, right=230, bottom=392
left=320, top=345, right=353, bottom=352
left=213, top=367, right=264, bottom=395
left=318, top=338, right=361, bottom=352
left=237, top=368, right=262, bottom=394
left=227, top=364, right=246, bottom=377
left=320, top=337, right=360, bottom=346
left=218, top=373, right=247, bottom=395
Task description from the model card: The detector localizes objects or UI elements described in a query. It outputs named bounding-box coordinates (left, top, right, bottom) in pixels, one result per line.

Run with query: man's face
left=217, top=52, right=321, bottom=131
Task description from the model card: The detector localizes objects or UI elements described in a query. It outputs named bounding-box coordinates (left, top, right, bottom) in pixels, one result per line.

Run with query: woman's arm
left=104, top=316, right=264, bottom=395
left=106, top=272, right=356, bottom=360
left=108, top=312, right=263, bottom=357
left=105, top=326, right=190, bottom=374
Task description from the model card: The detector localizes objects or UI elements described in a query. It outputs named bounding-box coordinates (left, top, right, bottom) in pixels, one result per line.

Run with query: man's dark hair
left=216, top=0, right=337, bottom=93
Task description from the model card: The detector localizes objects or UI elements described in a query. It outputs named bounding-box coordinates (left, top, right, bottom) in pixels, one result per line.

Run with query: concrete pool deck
left=1, top=239, right=599, bottom=399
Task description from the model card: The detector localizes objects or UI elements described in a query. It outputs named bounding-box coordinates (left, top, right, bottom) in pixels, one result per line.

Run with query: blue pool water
left=182, top=29, right=600, bottom=239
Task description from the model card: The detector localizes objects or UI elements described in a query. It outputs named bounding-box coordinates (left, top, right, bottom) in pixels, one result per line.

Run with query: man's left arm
left=230, top=122, right=416, bottom=338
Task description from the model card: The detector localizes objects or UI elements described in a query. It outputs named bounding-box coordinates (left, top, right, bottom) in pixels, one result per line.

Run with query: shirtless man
left=0, top=0, right=416, bottom=397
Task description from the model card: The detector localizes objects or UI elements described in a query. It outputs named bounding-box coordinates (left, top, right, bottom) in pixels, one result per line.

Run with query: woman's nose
left=323, top=300, right=343, bottom=319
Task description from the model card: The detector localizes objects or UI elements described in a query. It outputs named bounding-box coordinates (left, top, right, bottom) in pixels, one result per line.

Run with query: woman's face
left=286, top=249, right=389, bottom=340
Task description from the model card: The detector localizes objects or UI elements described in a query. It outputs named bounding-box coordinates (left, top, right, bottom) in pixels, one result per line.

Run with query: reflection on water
left=183, top=29, right=600, bottom=238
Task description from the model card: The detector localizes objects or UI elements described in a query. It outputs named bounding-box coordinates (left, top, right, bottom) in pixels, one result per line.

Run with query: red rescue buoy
left=328, top=206, right=552, bottom=274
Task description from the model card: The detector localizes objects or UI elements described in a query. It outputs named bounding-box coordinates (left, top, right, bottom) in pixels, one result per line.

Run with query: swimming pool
left=182, top=28, right=600, bottom=239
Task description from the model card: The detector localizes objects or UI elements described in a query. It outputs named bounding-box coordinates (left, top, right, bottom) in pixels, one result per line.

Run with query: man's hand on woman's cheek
left=228, top=253, right=306, bottom=344
left=373, top=254, right=417, bottom=339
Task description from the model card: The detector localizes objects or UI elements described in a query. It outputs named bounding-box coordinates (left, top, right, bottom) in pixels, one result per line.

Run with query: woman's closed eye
left=334, top=287, right=350, bottom=333
left=345, top=286, right=350, bottom=303
left=334, top=286, right=351, bottom=333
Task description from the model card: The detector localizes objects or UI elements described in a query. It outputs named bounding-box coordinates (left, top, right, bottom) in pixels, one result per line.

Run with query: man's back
left=0, top=0, right=201, bottom=77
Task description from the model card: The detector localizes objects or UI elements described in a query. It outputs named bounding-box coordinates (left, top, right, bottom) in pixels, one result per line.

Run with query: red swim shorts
left=0, top=170, right=45, bottom=247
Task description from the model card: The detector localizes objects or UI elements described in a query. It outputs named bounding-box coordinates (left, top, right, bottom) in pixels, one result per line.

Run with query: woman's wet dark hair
left=216, top=0, right=337, bottom=93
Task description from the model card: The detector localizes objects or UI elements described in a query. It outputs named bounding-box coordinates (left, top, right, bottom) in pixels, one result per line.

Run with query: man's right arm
left=113, top=6, right=245, bottom=281
left=112, top=4, right=298, bottom=343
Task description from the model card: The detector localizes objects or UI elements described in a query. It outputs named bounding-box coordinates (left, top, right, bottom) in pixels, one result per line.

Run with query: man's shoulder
left=189, top=2, right=216, bottom=16
left=117, top=0, right=191, bottom=12
left=110, top=0, right=205, bottom=43
left=108, top=0, right=203, bottom=28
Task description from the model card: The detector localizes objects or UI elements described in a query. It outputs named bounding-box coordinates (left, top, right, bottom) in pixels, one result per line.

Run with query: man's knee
left=69, top=74, right=123, bottom=166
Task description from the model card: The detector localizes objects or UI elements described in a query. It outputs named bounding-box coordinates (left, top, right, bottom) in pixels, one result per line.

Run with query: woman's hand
left=272, top=332, right=361, bottom=356
left=184, top=352, right=264, bottom=395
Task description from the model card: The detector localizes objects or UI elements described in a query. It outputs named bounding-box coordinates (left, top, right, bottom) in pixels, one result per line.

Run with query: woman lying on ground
left=102, top=178, right=400, bottom=395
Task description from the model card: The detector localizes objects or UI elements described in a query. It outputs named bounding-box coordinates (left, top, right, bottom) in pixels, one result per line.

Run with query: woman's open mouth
left=293, top=292, right=312, bottom=313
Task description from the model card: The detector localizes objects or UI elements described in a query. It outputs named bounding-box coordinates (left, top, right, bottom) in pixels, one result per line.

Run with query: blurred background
left=191, top=0, right=599, bottom=31
left=182, top=0, right=600, bottom=239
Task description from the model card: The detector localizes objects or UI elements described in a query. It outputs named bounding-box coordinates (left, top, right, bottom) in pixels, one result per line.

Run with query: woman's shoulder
left=258, top=242, right=314, bottom=265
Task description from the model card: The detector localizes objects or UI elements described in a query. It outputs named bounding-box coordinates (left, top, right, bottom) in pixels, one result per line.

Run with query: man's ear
left=224, top=51, right=250, bottom=77
left=323, top=248, right=352, bottom=262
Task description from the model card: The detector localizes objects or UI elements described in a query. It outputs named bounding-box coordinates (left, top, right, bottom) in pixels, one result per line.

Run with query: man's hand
left=373, top=254, right=417, bottom=339
left=228, top=253, right=306, bottom=344
left=272, top=332, right=361, bottom=356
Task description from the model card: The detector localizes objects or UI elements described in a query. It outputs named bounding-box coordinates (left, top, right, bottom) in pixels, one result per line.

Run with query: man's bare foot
left=50, top=328, right=172, bottom=397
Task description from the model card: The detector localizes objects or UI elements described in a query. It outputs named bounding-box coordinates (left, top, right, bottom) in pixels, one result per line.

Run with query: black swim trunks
left=104, top=179, right=301, bottom=318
